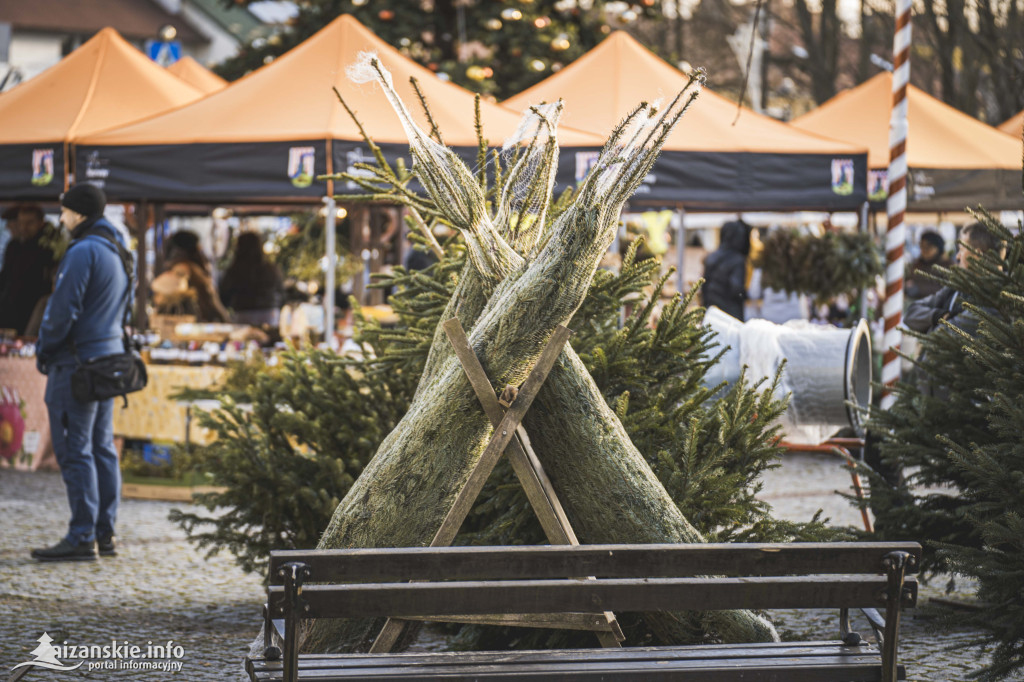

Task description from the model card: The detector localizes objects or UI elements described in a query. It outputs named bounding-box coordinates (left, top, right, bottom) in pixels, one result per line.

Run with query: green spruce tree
left=865, top=208, right=1024, bottom=679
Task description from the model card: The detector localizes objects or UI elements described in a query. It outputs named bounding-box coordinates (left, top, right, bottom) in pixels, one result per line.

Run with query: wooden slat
left=250, top=641, right=876, bottom=670
left=269, top=542, right=923, bottom=584
left=269, top=575, right=916, bottom=618
left=441, top=318, right=622, bottom=647
left=399, top=612, right=614, bottom=631
left=442, top=318, right=577, bottom=546
left=428, top=324, right=572, bottom=549
left=251, top=655, right=901, bottom=681
left=369, top=325, right=585, bottom=654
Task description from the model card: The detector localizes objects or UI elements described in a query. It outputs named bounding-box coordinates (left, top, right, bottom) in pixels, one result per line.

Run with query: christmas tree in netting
left=176, top=55, right=847, bottom=654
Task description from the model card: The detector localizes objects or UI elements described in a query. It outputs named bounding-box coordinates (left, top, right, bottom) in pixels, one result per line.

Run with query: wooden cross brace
left=369, top=319, right=624, bottom=653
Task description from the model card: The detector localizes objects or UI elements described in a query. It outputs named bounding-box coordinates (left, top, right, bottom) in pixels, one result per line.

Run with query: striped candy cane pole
left=881, top=0, right=912, bottom=411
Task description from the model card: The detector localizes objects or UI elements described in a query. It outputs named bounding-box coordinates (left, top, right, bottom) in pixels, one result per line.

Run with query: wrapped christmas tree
left=305, top=54, right=778, bottom=650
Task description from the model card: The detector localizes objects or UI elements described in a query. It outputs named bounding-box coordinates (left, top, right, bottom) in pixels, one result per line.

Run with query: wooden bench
left=246, top=541, right=920, bottom=682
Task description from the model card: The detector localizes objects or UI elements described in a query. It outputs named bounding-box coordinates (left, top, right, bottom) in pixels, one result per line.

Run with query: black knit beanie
left=61, top=183, right=106, bottom=219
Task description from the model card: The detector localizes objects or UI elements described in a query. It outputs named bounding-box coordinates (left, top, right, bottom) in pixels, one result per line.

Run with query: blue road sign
left=145, top=40, right=182, bottom=66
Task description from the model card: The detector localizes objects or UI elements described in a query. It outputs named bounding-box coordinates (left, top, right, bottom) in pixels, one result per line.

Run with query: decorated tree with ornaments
left=217, top=0, right=661, bottom=98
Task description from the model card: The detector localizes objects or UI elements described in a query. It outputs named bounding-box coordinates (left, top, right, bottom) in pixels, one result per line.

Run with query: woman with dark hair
left=152, top=230, right=230, bottom=322
left=218, top=232, right=284, bottom=327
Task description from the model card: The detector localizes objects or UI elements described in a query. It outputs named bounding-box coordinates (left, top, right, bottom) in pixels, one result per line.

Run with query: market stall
left=792, top=72, right=1023, bottom=211
left=0, top=27, right=204, bottom=200
left=503, top=31, right=870, bottom=211
left=73, top=14, right=602, bottom=203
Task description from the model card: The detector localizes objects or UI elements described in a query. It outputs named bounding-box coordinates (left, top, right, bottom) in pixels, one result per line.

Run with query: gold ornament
left=466, top=65, right=488, bottom=81
left=485, top=18, right=503, bottom=30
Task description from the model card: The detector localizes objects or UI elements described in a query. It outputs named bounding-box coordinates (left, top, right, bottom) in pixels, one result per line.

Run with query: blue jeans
left=44, top=364, right=120, bottom=545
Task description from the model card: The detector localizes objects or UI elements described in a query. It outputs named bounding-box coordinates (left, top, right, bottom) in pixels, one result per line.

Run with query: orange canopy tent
left=1000, top=109, right=1024, bottom=140
left=792, top=73, right=1022, bottom=211
left=0, top=27, right=204, bottom=199
left=167, top=56, right=227, bottom=95
left=504, top=31, right=868, bottom=211
left=75, top=14, right=602, bottom=202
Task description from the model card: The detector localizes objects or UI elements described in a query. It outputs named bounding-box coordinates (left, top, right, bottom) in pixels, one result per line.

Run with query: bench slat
left=268, top=575, right=916, bottom=618
left=250, top=641, right=878, bottom=670
left=268, top=543, right=922, bottom=583
left=252, top=654, right=902, bottom=681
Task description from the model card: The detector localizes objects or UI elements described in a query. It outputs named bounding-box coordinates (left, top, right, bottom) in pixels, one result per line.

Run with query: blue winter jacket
left=37, top=217, right=130, bottom=372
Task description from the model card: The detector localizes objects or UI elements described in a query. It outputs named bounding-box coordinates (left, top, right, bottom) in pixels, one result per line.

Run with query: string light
left=550, top=34, right=570, bottom=51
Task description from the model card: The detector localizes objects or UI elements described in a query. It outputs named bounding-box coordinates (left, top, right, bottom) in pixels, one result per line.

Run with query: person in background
left=701, top=219, right=751, bottom=320
left=905, top=222, right=998, bottom=340
left=905, top=230, right=951, bottom=300
left=0, top=204, right=62, bottom=336
left=152, top=230, right=229, bottom=322
left=32, top=185, right=127, bottom=562
left=218, top=232, right=285, bottom=327
left=865, top=221, right=1002, bottom=498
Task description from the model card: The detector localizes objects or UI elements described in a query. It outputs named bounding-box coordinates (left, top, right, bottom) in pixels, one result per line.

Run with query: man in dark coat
left=0, top=204, right=61, bottom=335
left=701, top=219, right=751, bottom=320
left=905, top=222, right=999, bottom=340
left=32, top=184, right=129, bottom=562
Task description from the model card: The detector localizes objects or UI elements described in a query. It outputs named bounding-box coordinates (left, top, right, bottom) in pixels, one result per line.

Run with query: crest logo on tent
left=31, top=149, right=55, bottom=187
left=868, top=170, right=888, bottom=201
left=830, top=158, right=854, bottom=196
left=575, top=151, right=600, bottom=184
left=288, top=147, right=316, bottom=188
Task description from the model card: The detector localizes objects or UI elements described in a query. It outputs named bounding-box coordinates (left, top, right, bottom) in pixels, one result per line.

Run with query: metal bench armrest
left=278, top=561, right=311, bottom=682
left=881, top=551, right=917, bottom=682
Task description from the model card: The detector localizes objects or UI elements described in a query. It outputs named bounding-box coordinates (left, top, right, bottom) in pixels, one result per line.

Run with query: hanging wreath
left=756, top=229, right=883, bottom=300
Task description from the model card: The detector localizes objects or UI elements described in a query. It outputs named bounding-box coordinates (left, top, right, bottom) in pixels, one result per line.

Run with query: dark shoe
left=31, top=539, right=97, bottom=562
left=97, top=535, right=117, bottom=557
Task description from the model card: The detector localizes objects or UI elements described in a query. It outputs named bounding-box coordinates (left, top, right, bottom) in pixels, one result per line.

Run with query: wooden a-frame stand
left=369, top=318, right=625, bottom=653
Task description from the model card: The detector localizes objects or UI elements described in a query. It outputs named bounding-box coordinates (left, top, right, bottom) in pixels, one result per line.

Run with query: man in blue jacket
left=32, top=184, right=129, bottom=562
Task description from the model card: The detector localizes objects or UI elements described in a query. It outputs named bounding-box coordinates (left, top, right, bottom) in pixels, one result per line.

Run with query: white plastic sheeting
left=703, top=307, right=872, bottom=444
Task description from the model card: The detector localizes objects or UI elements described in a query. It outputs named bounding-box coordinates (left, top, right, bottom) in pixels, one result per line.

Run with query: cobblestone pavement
left=759, top=453, right=993, bottom=681
left=1, top=454, right=993, bottom=681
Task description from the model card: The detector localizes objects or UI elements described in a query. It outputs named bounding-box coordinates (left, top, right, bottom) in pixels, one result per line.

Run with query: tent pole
left=324, top=196, right=337, bottom=350
left=135, top=200, right=150, bottom=330
left=859, top=200, right=869, bottom=321
left=676, top=204, right=687, bottom=296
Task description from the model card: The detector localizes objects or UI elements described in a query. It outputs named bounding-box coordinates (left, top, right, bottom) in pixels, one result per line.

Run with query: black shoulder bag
left=69, top=227, right=148, bottom=406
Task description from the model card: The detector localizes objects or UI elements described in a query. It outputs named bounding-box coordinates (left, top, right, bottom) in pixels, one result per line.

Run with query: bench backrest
left=266, top=542, right=920, bottom=620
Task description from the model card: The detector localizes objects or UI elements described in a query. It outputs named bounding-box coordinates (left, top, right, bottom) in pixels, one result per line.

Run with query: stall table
left=0, top=356, right=55, bottom=471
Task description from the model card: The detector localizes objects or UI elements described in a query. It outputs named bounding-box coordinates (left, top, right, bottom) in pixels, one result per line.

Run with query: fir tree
left=216, top=0, right=659, bottom=98
left=864, top=208, right=1024, bottom=680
